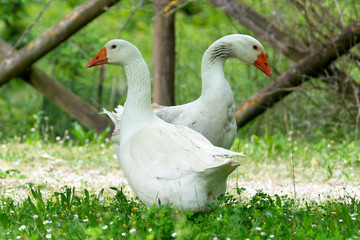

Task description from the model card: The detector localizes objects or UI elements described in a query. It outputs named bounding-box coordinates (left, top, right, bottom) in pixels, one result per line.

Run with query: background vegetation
left=1, top=0, right=359, bottom=142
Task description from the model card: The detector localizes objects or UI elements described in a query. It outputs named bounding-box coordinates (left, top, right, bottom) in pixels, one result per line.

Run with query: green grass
left=1, top=134, right=360, bottom=239
left=0, top=186, right=359, bottom=239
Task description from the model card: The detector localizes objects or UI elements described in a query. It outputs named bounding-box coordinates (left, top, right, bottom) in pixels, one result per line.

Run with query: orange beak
left=253, top=52, right=272, bottom=77
left=86, top=48, right=108, bottom=68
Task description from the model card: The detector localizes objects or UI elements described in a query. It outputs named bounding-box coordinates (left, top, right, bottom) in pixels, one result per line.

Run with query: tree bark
left=235, top=20, right=360, bottom=128
left=0, top=0, right=120, bottom=86
left=0, top=38, right=113, bottom=134
left=153, top=0, right=175, bottom=106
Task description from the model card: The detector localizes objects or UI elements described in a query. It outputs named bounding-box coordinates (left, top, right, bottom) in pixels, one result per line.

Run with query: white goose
left=87, top=39, right=244, bottom=212
left=101, top=35, right=272, bottom=149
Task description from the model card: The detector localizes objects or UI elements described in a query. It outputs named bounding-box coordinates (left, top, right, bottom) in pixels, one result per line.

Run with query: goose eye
left=111, top=45, right=117, bottom=49
left=253, top=45, right=258, bottom=50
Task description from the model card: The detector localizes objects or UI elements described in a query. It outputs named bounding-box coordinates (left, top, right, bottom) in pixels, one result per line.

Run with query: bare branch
left=116, top=0, right=146, bottom=38
left=334, top=0, right=345, bottom=26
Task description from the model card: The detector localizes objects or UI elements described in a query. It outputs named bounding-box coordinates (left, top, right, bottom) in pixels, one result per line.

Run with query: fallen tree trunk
left=235, top=20, right=360, bottom=127
left=0, top=38, right=113, bottom=134
left=0, top=0, right=120, bottom=86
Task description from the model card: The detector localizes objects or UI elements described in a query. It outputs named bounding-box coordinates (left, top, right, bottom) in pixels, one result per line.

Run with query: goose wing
left=129, top=122, right=242, bottom=180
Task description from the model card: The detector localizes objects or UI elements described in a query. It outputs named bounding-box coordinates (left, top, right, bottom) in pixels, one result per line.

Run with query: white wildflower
left=270, top=235, right=275, bottom=238
left=102, top=225, right=108, bottom=230
left=33, top=215, right=39, bottom=219
left=260, top=232, right=265, bottom=236
left=129, top=228, right=136, bottom=233
left=339, top=219, right=344, bottom=222
left=73, top=214, right=78, bottom=219
left=83, top=219, right=89, bottom=223
left=121, top=233, right=126, bottom=236
left=172, top=232, right=177, bottom=237
left=16, top=236, right=21, bottom=239
left=19, top=225, right=26, bottom=231
left=255, top=227, right=261, bottom=231
left=148, top=228, right=152, bottom=233
left=45, top=234, right=51, bottom=239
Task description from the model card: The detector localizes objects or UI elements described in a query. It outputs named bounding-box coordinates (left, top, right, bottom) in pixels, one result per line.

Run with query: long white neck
left=200, top=41, right=233, bottom=99
left=122, top=58, right=153, bottom=119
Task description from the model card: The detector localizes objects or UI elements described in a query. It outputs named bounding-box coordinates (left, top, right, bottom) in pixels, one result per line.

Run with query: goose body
left=104, top=35, right=272, bottom=149
left=87, top=39, right=244, bottom=211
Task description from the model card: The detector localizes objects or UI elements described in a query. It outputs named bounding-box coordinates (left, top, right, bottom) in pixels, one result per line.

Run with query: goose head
left=86, top=39, right=142, bottom=68
left=210, top=34, right=272, bottom=77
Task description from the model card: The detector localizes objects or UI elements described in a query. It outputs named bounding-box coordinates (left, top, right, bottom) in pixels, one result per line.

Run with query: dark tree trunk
left=153, top=0, right=175, bottom=106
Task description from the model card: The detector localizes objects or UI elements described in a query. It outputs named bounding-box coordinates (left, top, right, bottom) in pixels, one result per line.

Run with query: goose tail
left=101, top=105, right=124, bottom=124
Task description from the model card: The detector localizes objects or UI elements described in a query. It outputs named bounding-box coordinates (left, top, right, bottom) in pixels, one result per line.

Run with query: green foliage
left=0, top=0, right=29, bottom=44
left=70, top=122, right=110, bottom=146
left=1, top=187, right=359, bottom=239
left=0, top=168, right=24, bottom=179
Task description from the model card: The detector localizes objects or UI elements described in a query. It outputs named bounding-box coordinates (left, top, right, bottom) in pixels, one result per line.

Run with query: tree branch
left=235, top=20, right=360, bottom=128
left=0, top=0, right=120, bottom=86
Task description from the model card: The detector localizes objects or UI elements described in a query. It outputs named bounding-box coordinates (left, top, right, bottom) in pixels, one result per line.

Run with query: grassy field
left=1, top=134, right=359, bottom=239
